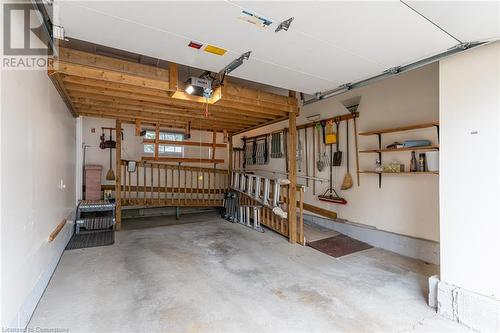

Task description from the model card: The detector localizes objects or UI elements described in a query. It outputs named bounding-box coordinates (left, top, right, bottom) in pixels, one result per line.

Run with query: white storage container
left=425, top=151, right=439, bottom=172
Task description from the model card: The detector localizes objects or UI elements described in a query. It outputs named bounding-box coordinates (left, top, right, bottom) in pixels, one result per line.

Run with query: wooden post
left=115, top=119, right=122, bottom=230
left=287, top=111, right=297, bottom=244
left=228, top=135, right=233, bottom=191
left=135, top=120, right=141, bottom=136
left=154, top=123, right=160, bottom=161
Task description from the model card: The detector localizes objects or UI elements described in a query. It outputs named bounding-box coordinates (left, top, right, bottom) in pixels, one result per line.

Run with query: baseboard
left=303, top=214, right=440, bottom=264
left=432, top=278, right=500, bottom=331
left=9, top=216, right=74, bottom=329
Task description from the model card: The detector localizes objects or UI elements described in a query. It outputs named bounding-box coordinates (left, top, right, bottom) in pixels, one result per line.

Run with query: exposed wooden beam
left=142, top=156, right=224, bottom=164
left=231, top=115, right=290, bottom=136
left=142, top=138, right=226, bottom=148
left=58, top=47, right=169, bottom=80
left=78, top=110, right=245, bottom=132
left=64, top=82, right=286, bottom=118
left=51, top=60, right=170, bottom=91
left=75, top=105, right=249, bottom=130
left=169, top=63, right=178, bottom=91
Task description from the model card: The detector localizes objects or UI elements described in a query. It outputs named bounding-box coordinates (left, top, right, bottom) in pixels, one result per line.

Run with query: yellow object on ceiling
left=204, top=45, right=227, bottom=56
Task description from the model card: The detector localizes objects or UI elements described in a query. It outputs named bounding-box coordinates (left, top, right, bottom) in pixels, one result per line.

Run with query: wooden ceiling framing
left=48, top=47, right=298, bottom=133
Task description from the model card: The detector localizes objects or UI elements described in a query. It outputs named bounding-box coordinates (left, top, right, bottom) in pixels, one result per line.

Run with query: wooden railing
left=118, top=161, right=227, bottom=207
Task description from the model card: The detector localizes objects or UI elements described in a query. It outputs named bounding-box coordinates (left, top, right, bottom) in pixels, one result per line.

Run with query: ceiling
left=56, top=1, right=500, bottom=94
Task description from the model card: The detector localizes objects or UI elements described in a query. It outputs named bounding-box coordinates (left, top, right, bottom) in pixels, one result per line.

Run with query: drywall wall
left=1, top=68, right=76, bottom=328
left=81, top=117, right=228, bottom=186
left=233, top=63, right=440, bottom=242
left=439, top=42, right=500, bottom=299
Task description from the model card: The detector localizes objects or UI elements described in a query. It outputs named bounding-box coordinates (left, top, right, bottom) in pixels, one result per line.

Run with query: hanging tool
left=271, top=132, right=283, bottom=158
left=320, top=120, right=327, bottom=144
left=99, top=129, right=105, bottom=149
left=105, top=129, right=115, bottom=181
left=304, top=127, right=309, bottom=186
left=353, top=115, right=360, bottom=186
left=341, top=118, right=353, bottom=190
left=184, top=121, right=191, bottom=139
left=332, top=118, right=343, bottom=166
left=315, top=123, right=325, bottom=172
left=318, top=136, right=347, bottom=204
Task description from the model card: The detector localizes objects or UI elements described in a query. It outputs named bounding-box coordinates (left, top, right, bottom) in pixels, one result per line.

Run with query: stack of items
left=66, top=200, right=116, bottom=250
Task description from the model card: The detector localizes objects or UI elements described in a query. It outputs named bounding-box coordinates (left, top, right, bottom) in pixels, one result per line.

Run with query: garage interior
left=1, top=1, right=500, bottom=332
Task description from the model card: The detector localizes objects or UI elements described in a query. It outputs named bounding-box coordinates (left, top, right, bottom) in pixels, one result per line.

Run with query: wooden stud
left=135, top=120, right=142, bottom=136
left=115, top=119, right=122, bottom=229
left=154, top=124, right=160, bottom=161
left=287, top=111, right=297, bottom=244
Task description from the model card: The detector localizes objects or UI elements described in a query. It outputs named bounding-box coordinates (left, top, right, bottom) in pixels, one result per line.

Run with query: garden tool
left=341, top=118, right=353, bottom=190
left=316, top=123, right=325, bottom=172
left=318, top=140, right=347, bottom=205
left=332, top=118, right=343, bottom=166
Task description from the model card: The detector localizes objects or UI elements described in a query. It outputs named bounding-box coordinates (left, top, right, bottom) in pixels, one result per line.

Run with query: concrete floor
left=30, top=213, right=468, bottom=332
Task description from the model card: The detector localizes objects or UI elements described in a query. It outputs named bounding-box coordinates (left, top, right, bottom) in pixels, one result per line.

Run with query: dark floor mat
left=66, top=230, right=114, bottom=250
left=307, top=234, right=372, bottom=258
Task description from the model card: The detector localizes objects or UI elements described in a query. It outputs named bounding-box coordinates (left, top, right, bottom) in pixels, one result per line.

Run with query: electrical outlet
left=59, top=179, right=66, bottom=190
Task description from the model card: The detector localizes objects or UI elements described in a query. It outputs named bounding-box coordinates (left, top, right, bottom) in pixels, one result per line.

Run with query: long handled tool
left=105, top=129, right=115, bottom=181
left=341, top=118, right=353, bottom=190
left=353, top=115, right=360, bottom=186
left=333, top=118, right=343, bottom=166
left=318, top=142, right=347, bottom=204
left=316, top=123, right=325, bottom=172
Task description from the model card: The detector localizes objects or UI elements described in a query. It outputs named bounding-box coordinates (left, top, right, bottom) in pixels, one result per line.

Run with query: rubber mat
left=307, top=234, right=372, bottom=258
left=66, top=230, right=114, bottom=250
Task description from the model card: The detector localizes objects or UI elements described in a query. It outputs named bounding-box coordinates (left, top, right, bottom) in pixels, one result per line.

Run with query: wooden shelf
left=359, top=122, right=439, bottom=136
left=359, top=145, right=439, bottom=153
left=359, top=171, right=439, bottom=175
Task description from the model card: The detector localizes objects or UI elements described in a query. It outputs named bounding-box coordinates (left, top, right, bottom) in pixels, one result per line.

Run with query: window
left=143, top=130, right=184, bottom=156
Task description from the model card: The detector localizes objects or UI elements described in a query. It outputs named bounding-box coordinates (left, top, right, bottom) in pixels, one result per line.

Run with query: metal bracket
left=275, top=17, right=294, bottom=32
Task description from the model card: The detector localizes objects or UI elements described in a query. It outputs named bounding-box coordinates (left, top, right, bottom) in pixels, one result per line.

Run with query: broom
left=341, top=118, right=353, bottom=190
left=106, top=147, right=115, bottom=181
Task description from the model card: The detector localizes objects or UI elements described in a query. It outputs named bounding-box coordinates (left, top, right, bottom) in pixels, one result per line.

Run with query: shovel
left=332, top=118, right=342, bottom=166
left=341, top=119, right=353, bottom=190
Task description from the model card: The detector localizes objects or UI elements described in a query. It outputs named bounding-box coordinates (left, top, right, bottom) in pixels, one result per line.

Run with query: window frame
left=142, top=129, right=184, bottom=157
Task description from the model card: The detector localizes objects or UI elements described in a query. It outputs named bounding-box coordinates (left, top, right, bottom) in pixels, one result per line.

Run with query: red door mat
left=307, top=234, right=372, bottom=258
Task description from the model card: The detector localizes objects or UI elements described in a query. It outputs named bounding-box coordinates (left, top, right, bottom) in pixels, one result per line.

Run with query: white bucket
left=425, top=151, right=439, bottom=172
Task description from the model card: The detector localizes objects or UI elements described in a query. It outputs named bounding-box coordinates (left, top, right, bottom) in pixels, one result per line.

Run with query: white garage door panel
left=231, top=59, right=337, bottom=94
left=59, top=2, right=240, bottom=73
left=57, top=1, right=500, bottom=94
left=234, top=1, right=457, bottom=67
left=407, top=1, right=500, bottom=42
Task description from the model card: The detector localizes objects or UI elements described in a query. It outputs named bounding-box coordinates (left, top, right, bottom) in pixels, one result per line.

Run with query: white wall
left=82, top=116, right=228, bottom=186
left=1, top=68, right=76, bottom=328
left=234, top=63, right=440, bottom=242
left=439, top=42, right=500, bottom=299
